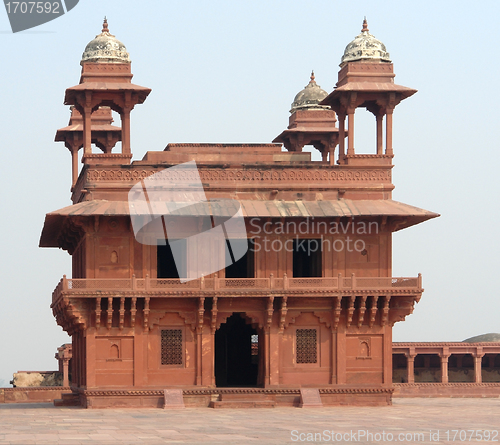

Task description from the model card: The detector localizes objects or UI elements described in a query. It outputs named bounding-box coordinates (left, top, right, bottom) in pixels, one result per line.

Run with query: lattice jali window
left=296, top=329, right=318, bottom=364
left=161, top=329, right=183, bottom=365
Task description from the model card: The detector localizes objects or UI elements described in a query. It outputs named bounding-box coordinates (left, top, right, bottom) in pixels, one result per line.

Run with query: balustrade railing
left=52, top=273, right=422, bottom=303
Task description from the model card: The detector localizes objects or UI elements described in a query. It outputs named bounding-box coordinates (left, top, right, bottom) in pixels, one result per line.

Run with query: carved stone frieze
left=84, top=167, right=391, bottom=184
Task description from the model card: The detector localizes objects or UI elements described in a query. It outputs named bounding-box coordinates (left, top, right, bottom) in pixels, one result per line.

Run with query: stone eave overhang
left=64, top=82, right=151, bottom=106
left=39, top=198, right=439, bottom=248
left=320, top=82, right=417, bottom=108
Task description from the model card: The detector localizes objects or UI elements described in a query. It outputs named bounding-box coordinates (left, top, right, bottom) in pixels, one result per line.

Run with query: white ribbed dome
left=341, top=19, right=391, bottom=66
left=81, top=19, right=130, bottom=64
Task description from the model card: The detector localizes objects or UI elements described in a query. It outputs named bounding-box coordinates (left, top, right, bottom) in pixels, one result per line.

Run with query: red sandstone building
left=40, top=20, right=439, bottom=408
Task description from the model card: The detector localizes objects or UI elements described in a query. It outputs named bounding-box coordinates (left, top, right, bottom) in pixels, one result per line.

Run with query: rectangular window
left=157, top=239, right=187, bottom=279
left=292, top=239, right=322, bottom=277
left=225, top=239, right=255, bottom=278
left=296, top=329, right=318, bottom=364
left=161, top=329, right=183, bottom=365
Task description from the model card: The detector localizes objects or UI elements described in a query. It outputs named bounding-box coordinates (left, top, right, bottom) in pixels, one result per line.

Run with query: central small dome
left=340, top=19, right=391, bottom=66
left=81, top=18, right=130, bottom=64
left=290, top=72, right=330, bottom=113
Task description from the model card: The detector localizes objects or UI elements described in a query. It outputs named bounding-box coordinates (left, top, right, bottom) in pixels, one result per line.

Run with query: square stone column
left=406, top=352, right=416, bottom=384
left=474, top=350, right=485, bottom=383
left=440, top=353, right=450, bottom=383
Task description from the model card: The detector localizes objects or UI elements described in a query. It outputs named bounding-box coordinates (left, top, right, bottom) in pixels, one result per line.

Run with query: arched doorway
left=215, top=313, right=260, bottom=387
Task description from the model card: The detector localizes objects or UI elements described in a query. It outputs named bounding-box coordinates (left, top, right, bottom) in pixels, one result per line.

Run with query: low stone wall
left=393, top=383, right=500, bottom=398
left=0, top=387, right=70, bottom=404
left=393, top=368, right=500, bottom=383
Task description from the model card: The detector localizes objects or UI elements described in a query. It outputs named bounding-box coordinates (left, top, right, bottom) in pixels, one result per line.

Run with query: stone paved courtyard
left=0, top=398, right=499, bottom=444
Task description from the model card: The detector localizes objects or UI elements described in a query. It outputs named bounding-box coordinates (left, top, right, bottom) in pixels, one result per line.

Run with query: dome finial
left=310, top=70, right=316, bottom=84
left=102, top=16, right=109, bottom=33
left=362, top=17, right=368, bottom=33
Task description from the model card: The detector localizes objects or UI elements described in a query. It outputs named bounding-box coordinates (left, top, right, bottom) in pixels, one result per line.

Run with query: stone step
left=210, top=400, right=277, bottom=408
left=53, top=392, right=79, bottom=407
left=219, top=393, right=275, bottom=401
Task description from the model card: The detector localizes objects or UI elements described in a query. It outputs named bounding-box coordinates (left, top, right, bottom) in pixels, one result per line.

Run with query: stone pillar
left=383, top=326, right=392, bottom=385
left=85, top=329, right=95, bottom=388
left=321, top=149, right=328, bottom=163
left=440, top=353, right=450, bottom=383
left=376, top=113, right=383, bottom=155
left=133, top=329, right=145, bottom=387
left=328, top=135, right=337, bottom=166
left=336, top=327, right=346, bottom=384
left=263, top=328, right=271, bottom=386
left=385, top=109, right=393, bottom=156
left=474, top=350, right=485, bottom=383
left=121, top=107, right=132, bottom=154
left=71, top=146, right=79, bottom=188
left=83, top=106, right=92, bottom=155
left=196, top=329, right=203, bottom=386
left=338, top=112, right=346, bottom=159
left=268, top=329, right=280, bottom=387
left=347, top=111, right=355, bottom=155
left=62, top=358, right=70, bottom=387
left=330, top=329, right=336, bottom=384
left=406, top=352, right=416, bottom=384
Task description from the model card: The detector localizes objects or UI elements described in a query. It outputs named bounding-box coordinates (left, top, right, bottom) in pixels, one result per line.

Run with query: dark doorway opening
left=157, top=239, right=187, bottom=279
left=225, top=239, right=255, bottom=278
left=215, top=313, right=259, bottom=387
left=293, top=238, right=322, bottom=277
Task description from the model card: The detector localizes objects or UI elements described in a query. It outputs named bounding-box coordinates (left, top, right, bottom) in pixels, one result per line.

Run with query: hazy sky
left=0, top=0, right=499, bottom=386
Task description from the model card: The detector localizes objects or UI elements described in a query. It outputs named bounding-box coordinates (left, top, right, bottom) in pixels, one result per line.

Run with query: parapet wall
left=393, top=383, right=500, bottom=398
left=0, top=387, right=70, bottom=404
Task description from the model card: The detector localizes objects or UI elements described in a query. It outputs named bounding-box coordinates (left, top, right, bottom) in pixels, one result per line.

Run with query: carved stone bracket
left=279, top=297, right=288, bottom=334
left=197, top=297, right=205, bottom=334
left=143, top=297, right=150, bottom=331
left=130, top=297, right=137, bottom=328
left=358, top=295, right=367, bottom=328
left=119, top=297, right=125, bottom=330
left=333, top=296, right=341, bottom=330
left=95, top=297, right=101, bottom=329
left=106, top=297, right=113, bottom=330
left=266, top=296, right=274, bottom=330
left=369, top=295, right=379, bottom=328
left=211, top=297, right=218, bottom=334
left=346, top=296, right=356, bottom=328
left=381, top=296, right=391, bottom=327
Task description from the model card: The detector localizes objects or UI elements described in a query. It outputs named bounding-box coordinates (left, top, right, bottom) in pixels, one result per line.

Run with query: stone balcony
left=50, top=274, right=423, bottom=334
left=52, top=274, right=422, bottom=304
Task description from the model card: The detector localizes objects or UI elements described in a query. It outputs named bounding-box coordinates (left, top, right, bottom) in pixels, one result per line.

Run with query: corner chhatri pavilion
left=40, top=19, right=438, bottom=408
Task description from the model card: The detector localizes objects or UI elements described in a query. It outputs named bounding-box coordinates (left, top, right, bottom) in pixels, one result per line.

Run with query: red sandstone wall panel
left=279, top=312, right=332, bottom=385
left=346, top=334, right=383, bottom=384
left=280, top=369, right=331, bottom=385
left=133, top=239, right=143, bottom=278
left=72, top=243, right=85, bottom=278
left=94, top=337, right=134, bottom=387
left=145, top=310, right=197, bottom=386
left=97, top=237, right=130, bottom=278
left=147, top=370, right=197, bottom=386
